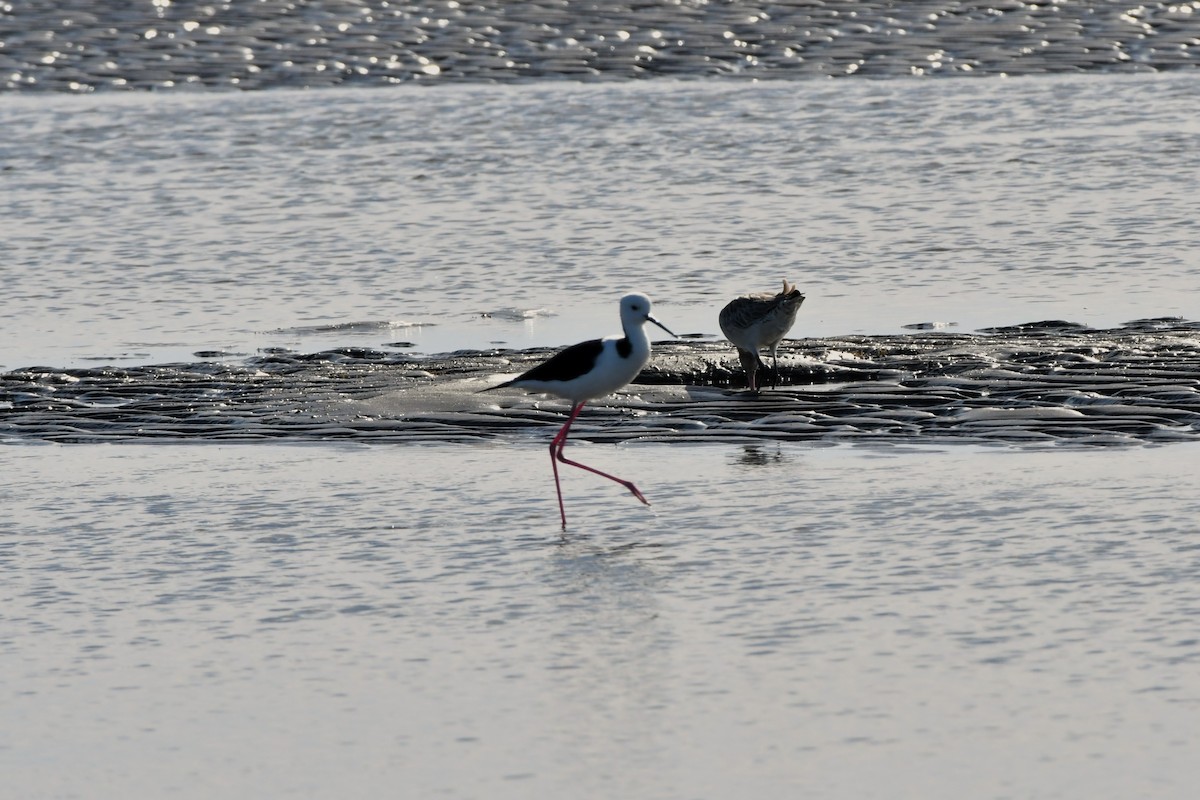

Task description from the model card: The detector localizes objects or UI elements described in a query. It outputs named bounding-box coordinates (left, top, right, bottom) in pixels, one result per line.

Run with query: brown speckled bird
left=718, top=280, right=806, bottom=390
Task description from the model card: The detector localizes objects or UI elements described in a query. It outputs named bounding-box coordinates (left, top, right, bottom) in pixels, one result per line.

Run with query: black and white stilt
left=482, top=293, right=676, bottom=529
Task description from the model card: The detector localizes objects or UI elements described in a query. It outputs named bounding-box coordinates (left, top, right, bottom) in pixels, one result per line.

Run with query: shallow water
left=3, top=73, right=1200, bottom=370
left=6, top=7, right=1200, bottom=796
left=5, top=441, right=1200, bottom=798
left=4, top=0, right=1200, bottom=92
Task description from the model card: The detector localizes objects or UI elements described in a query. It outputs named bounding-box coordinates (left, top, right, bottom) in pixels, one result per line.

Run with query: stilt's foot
left=623, top=481, right=650, bottom=506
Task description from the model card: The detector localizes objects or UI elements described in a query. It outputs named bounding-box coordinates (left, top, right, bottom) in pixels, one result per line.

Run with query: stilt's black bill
left=648, top=315, right=678, bottom=338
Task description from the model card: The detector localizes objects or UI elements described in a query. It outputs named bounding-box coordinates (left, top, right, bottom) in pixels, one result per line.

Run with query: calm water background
left=3, top=74, right=1199, bottom=369
left=7, top=442, right=1200, bottom=798
left=5, top=3, right=1200, bottom=797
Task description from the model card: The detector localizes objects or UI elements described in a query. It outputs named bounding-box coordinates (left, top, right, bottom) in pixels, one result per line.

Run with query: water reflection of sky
left=4, top=76, right=1197, bottom=370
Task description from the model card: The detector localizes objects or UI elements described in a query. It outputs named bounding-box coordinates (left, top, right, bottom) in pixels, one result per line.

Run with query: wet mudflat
left=5, top=318, right=1200, bottom=446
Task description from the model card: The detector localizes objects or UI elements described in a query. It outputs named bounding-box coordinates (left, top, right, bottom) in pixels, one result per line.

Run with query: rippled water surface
left=3, top=73, right=1199, bottom=369
left=5, top=7, right=1200, bottom=796
left=5, top=441, right=1200, bottom=798
left=5, top=0, right=1200, bottom=91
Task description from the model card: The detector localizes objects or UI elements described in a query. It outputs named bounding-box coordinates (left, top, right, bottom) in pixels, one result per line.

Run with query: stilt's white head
left=620, top=293, right=677, bottom=338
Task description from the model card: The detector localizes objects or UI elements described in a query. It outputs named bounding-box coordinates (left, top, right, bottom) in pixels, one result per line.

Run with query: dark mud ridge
left=3, top=319, right=1200, bottom=446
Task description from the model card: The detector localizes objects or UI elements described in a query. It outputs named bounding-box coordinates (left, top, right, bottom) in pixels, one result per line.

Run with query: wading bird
left=719, top=280, right=806, bottom=390
left=482, top=293, right=676, bottom=529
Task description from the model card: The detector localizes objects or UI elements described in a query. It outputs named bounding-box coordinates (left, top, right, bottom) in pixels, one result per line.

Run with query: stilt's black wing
left=489, top=338, right=606, bottom=389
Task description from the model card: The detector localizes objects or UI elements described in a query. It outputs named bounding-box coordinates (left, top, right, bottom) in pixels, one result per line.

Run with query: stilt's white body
left=505, top=332, right=651, bottom=404
left=719, top=280, right=806, bottom=390
left=484, top=293, right=675, bottom=529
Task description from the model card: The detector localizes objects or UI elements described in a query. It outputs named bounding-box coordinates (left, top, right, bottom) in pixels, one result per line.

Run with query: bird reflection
left=734, top=444, right=789, bottom=467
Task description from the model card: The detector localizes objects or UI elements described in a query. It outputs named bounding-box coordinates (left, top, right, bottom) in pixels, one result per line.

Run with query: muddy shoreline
left=4, top=318, right=1199, bottom=445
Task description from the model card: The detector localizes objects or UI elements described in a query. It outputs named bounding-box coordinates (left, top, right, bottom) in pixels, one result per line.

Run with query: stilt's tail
left=476, top=378, right=516, bottom=394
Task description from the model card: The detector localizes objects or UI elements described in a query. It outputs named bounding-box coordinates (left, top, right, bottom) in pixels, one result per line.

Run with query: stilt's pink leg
left=553, top=404, right=649, bottom=507
left=549, top=402, right=586, bottom=530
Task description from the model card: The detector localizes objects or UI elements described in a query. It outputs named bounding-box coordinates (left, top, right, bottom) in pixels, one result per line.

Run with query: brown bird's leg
left=738, top=349, right=760, bottom=391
